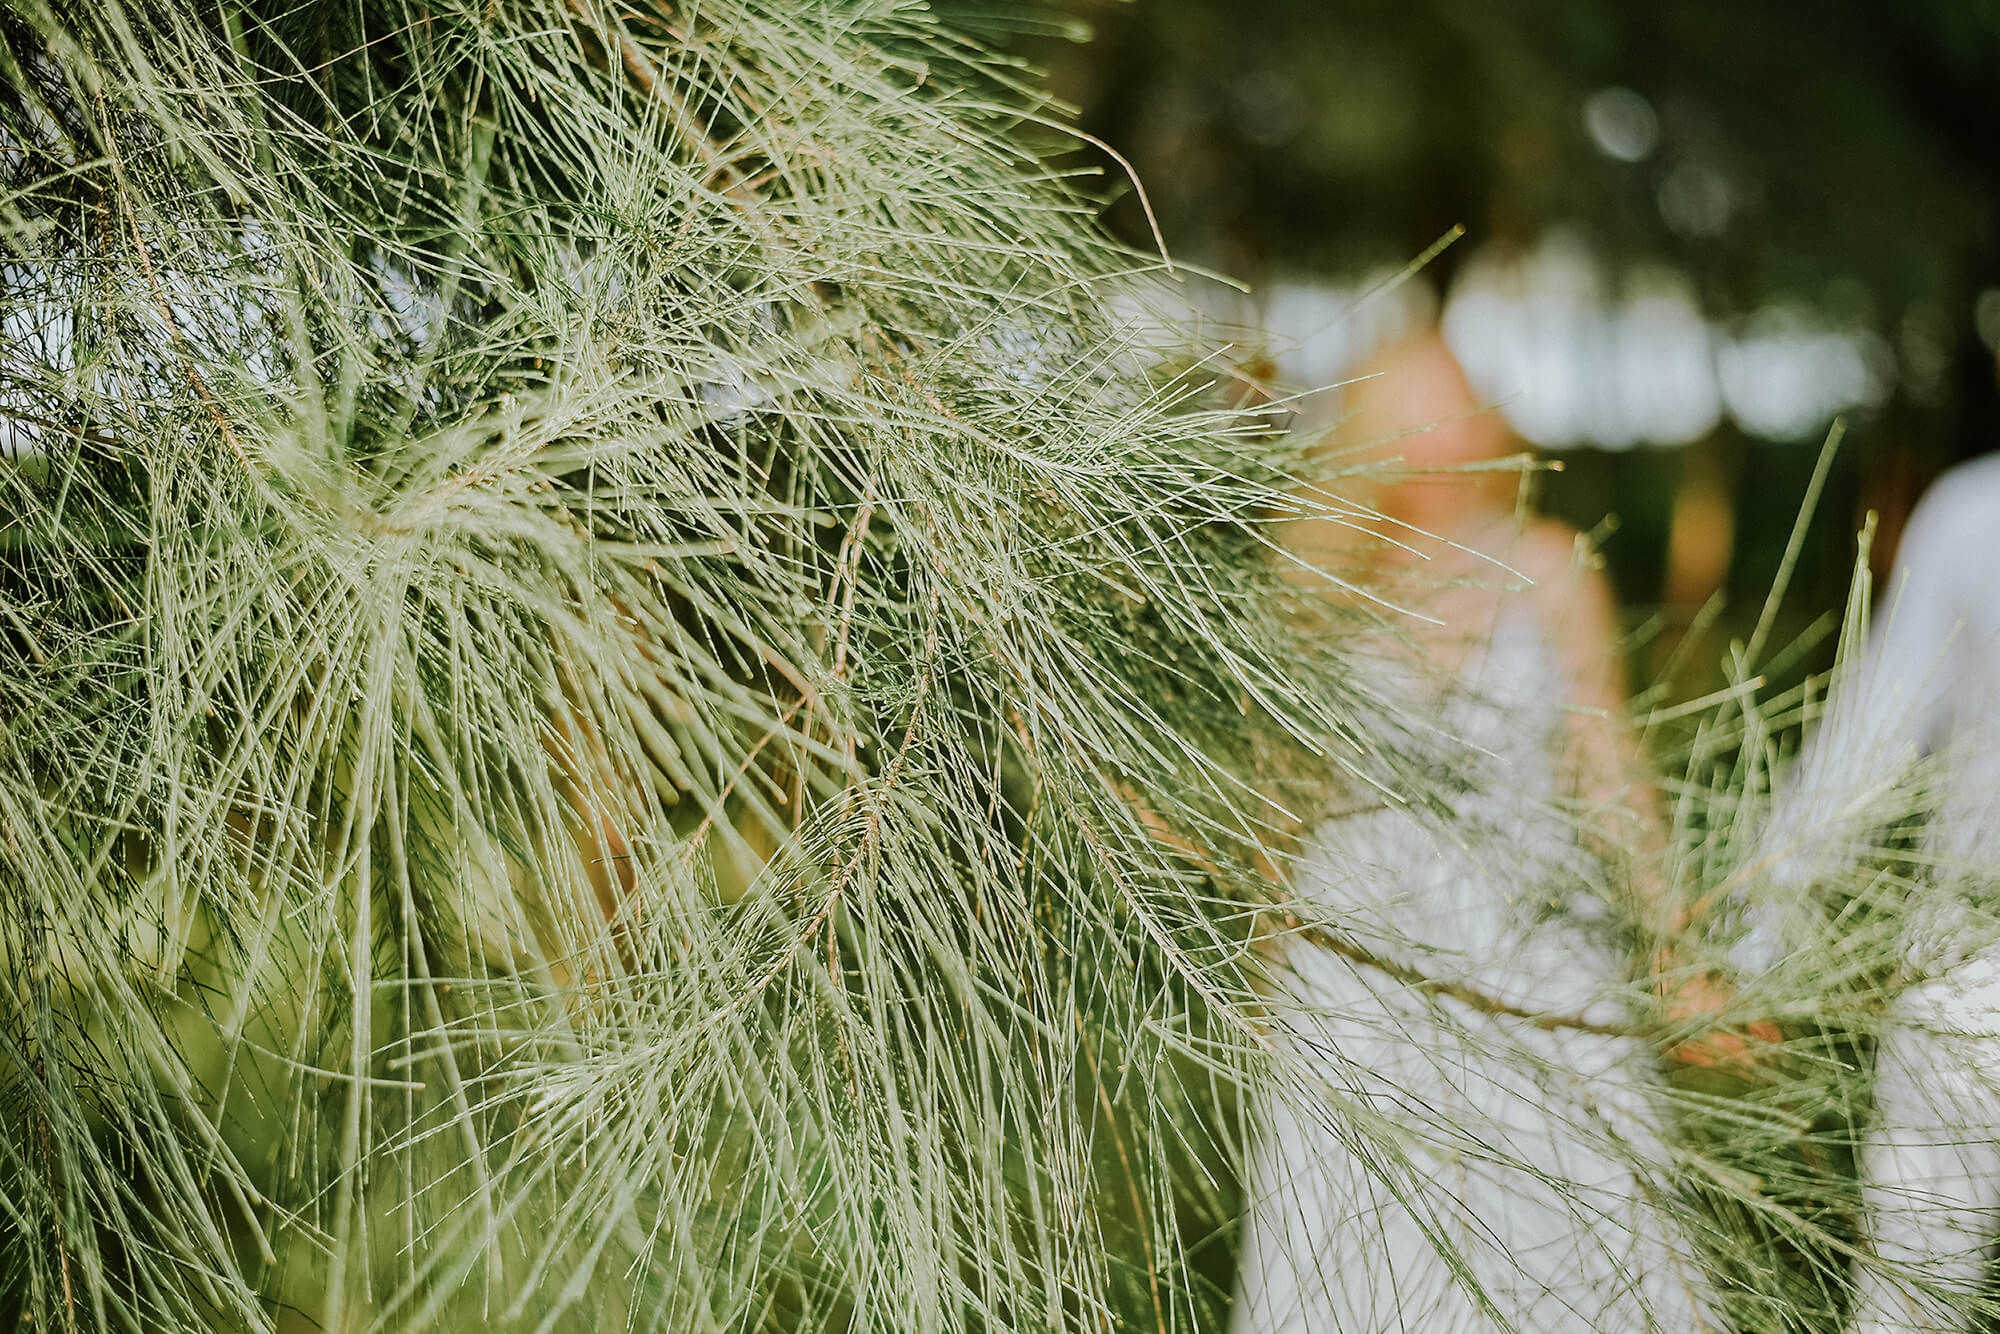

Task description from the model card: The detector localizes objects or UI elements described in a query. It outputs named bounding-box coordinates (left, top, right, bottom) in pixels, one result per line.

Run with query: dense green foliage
left=0, top=1, right=1412, bottom=1326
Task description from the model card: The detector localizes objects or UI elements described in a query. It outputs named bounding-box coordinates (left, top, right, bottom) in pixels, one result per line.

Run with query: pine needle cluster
left=0, top=1, right=1403, bottom=1328
left=4, top=3, right=1980, bottom=1333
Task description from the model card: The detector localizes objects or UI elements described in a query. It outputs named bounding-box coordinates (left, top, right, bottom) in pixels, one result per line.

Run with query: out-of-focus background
left=944, top=0, right=2000, bottom=701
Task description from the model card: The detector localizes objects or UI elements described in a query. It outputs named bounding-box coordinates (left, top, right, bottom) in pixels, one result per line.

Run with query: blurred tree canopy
left=1052, top=2, right=1996, bottom=319
left=944, top=0, right=2000, bottom=676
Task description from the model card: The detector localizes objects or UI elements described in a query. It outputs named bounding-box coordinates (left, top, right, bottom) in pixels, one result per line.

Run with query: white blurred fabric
left=1763, top=455, right=2000, bottom=1334
left=1852, top=955, right=2000, bottom=1334
left=1744, top=454, right=2000, bottom=980
left=1231, top=605, right=1712, bottom=1333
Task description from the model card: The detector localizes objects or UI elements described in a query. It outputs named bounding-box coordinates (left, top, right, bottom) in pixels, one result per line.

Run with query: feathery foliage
left=5, top=2, right=1986, bottom=1332
left=0, top=1, right=1419, bottom=1328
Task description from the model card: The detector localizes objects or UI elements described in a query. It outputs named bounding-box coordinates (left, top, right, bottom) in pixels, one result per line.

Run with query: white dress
left=1752, top=456, right=2000, bottom=1334
left=1231, top=604, right=1713, bottom=1334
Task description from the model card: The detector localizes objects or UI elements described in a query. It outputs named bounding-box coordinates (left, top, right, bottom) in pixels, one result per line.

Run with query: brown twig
left=706, top=582, right=942, bottom=1025
left=94, top=90, right=262, bottom=485
left=563, top=0, right=743, bottom=194
left=1298, top=924, right=1645, bottom=1040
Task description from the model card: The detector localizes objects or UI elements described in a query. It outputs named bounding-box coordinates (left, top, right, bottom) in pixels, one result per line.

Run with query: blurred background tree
left=947, top=0, right=2000, bottom=698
